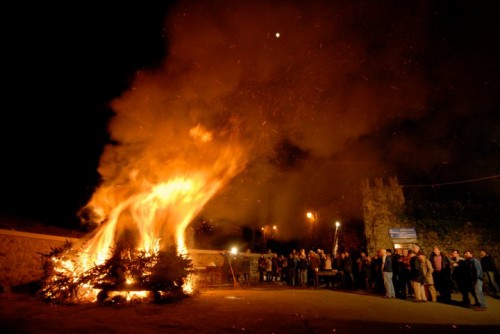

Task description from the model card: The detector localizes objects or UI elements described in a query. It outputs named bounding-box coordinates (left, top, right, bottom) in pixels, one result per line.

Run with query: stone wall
left=361, top=177, right=409, bottom=254
left=360, top=177, right=498, bottom=259
left=0, top=229, right=267, bottom=291
left=0, top=229, right=79, bottom=290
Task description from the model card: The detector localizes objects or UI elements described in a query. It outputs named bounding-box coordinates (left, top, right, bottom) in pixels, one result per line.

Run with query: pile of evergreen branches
left=38, top=243, right=193, bottom=304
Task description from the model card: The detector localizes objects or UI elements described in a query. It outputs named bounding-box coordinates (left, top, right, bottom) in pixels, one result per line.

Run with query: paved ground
left=1, top=284, right=499, bottom=333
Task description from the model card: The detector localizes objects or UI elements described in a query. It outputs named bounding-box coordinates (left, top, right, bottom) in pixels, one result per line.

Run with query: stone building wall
left=361, top=177, right=409, bottom=254
left=360, top=177, right=498, bottom=260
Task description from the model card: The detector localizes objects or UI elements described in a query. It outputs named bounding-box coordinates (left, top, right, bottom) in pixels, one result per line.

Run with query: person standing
left=399, top=248, right=413, bottom=299
left=309, top=251, right=321, bottom=288
left=453, top=254, right=472, bottom=307
left=380, top=249, right=396, bottom=298
left=420, top=252, right=437, bottom=302
left=464, top=250, right=486, bottom=311
left=322, top=253, right=334, bottom=288
left=429, top=246, right=452, bottom=303
left=333, top=253, right=345, bottom=288
left=298, top=249, right=309, bottom=287
left=279, top=254, right=288, bottom=283
left=288, top=252, right=298, bottom=286
left=356, top=252, right=367, bottom=289
left=342, top=251, right=355, bottom=289
left=410, top=250, right=426, bottom=302
left=265, top=254, right=273, bottom=283
left=479, top=249, right=500, bottom=296
left=271, top=252, right=281, bottom=282
left=392, top=248, right=403, bottom=298
left=220, top=250, right=232, bottom=283
left=450, top=249, right=464, bottom=293
left=361, top=255, right=374, bottom=292
left=258, top=253, right=267, bottom=282
left=240, top=249, right=251, bottom=283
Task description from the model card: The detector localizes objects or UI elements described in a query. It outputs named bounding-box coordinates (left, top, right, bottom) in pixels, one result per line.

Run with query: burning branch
left=38, top=243, right=193, bottom=305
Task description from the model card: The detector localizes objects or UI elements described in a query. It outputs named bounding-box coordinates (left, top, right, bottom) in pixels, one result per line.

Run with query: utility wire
left=402, top=174, right=500, bottom=188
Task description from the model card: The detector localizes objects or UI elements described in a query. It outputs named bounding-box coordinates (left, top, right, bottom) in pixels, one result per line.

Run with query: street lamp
left=306, top=211, right=318, bottom=221
left=230, top=246, right=238, bottom=255
left=272, top=225, right=278, bottom=234
left=332, top=221, right=341, bottom=257
left=306, top=211, right=319, bottom=248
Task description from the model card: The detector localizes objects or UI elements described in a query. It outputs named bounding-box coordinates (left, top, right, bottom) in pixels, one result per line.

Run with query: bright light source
left=335, top=221, right=340, bottom=228
left=275, top=32, right=280, bottom=38
left=272, top=225, right=277, bottom=230
left=306, top=212, right=314, bottom=219
left=230, top=247, right=238, bottom=255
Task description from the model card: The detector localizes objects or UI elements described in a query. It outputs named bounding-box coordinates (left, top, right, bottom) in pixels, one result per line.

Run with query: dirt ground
left=1, top=284, right=500, bottom=334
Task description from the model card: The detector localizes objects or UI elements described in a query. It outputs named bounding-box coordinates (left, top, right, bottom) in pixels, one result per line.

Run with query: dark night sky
left=2, top=2, right=174, bottom=227
left=2, top=1, right=499, bottom=236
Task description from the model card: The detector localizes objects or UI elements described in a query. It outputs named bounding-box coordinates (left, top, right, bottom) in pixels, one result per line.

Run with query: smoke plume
left=88, top=0, right=433, bottom=244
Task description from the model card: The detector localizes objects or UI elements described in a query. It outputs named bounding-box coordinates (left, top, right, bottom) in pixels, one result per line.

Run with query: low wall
left=0, top=229, right=79, bottom=290
left=0, top=229, right=265, bottom=291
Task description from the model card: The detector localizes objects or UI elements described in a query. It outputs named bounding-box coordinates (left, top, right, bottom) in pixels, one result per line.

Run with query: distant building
left=361, top=177, right=416, bottom=254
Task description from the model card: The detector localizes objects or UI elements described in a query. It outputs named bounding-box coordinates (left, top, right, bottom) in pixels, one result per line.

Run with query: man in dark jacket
left=380, top=249, right=396, bottom=298
left=429, top=246, right=452, bottom=303
left=342, top=251, right=355, bottom=289
left=465, top=250, right=486, bottom=311
left=410, top=250, right=426, bottom=301
left=453, top=255, right=472, bottom=306
left=480, top=249, right=499, bottom=296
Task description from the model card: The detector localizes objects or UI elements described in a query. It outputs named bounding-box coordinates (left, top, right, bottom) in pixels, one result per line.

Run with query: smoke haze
left=88, top=0, right=434, bottom=242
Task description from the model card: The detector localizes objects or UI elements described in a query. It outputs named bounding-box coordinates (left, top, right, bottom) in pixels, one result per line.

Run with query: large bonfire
left=39, top=123, right=246, bottom=304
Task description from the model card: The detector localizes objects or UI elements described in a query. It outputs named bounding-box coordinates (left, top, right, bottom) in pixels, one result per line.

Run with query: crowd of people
left=220, top=246, right=499, bottom=312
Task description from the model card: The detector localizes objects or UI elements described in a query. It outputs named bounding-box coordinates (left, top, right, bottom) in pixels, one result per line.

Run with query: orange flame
left=53, top=124, right=245, bottom=300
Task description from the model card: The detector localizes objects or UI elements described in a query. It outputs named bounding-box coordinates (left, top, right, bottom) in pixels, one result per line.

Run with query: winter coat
left=410, top=256, right=425, bottom=284
left=422, top=258, right=434, bottom=284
